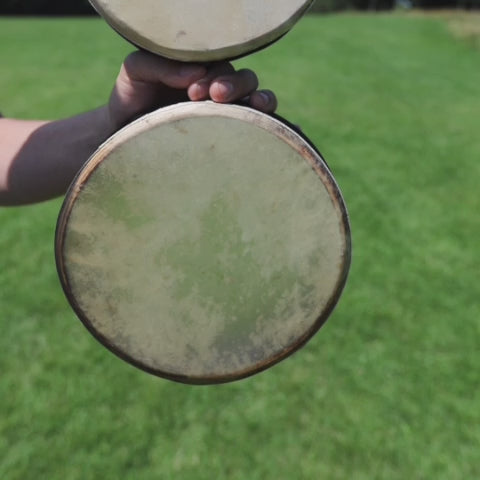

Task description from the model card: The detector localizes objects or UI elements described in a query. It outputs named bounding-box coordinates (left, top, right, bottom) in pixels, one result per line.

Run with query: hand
left=108, top=51, right=278, bottom=130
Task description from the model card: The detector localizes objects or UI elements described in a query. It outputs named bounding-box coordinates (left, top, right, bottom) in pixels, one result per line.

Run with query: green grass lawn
left=1, top=12, right=479, bottom=479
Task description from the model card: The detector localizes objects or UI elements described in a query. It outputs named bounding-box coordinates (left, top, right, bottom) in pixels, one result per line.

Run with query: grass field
left=1, top=12, right=479, bottom=479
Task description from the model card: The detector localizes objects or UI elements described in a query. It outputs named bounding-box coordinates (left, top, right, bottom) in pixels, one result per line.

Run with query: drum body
left=56, top=102, right=351, bottom=384
left=89, top=0, right=315, bottom=61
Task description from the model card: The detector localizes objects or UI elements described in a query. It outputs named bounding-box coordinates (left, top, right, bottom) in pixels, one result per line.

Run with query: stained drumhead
left=56, top=102, right=350, bottom=384
left=89, top=0, right=315, bottom=61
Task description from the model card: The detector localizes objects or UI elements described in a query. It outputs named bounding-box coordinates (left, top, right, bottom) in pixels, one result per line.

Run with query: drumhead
left=56, top=102, right=351, bottom=384
left=89, top=0, right=315, bottom=61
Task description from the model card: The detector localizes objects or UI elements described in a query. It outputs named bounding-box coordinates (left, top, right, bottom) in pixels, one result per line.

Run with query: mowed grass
left=0, top=12, right=479, bottom=479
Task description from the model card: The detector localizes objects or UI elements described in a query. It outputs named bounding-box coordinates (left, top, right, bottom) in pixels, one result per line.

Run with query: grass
left=1, top=11, right=480, bottom=479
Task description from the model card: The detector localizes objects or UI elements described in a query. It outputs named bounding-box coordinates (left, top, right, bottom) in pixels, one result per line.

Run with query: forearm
left=0, top=106, right=115, bottom=206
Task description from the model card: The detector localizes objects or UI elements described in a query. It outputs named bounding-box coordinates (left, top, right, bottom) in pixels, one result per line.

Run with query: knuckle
left=239, top=69, right=259, bottom=88
left=206, top=61, right=234, bottom=78
left=124, top=51, right=140, bottom=67
left=265, top=89, right=276, bottom=102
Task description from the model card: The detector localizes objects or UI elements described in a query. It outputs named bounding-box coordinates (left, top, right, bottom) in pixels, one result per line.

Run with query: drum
left=55, top=102, right=351, bottom=384
left=89, top=0, right=315, bottom=61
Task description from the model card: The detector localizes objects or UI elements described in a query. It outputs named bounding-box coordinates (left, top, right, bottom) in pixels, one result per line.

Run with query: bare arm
left=0, top=51, right=277, bottom=206
left=0, top=107, right=113, bottom=205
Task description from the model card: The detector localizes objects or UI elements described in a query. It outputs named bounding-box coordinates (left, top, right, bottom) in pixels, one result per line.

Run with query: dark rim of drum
left=88, top=0, right=316, bottom=62
left=55, top=102, right=352, bottom=385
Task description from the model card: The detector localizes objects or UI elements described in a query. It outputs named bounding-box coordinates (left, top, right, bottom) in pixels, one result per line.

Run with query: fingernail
left=189, top=80, right=209, bottom=100
left=259, top=92, right=270, bottom=105
left=217, top=81, right=234, bottom=99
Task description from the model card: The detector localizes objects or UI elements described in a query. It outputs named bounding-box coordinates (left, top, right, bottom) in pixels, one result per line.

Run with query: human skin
left=0, top=51, right=277, bottom=206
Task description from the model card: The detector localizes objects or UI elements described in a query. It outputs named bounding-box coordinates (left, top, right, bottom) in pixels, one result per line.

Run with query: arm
left=0, top=108, right=113, bottom=206
left=0, top=51, right=277, bottom=206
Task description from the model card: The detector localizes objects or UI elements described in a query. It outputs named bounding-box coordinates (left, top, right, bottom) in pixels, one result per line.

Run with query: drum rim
left=55, top=101, right=351, bottom=384
left=88, top=0, right=316, bottom=62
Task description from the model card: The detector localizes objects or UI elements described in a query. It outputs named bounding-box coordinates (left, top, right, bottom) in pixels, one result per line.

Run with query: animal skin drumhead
left=56, top=102, right=351, bottom=384
left=88, top=0, right=315, bottom=61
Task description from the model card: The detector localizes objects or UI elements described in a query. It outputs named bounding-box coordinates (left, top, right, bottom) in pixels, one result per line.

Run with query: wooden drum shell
left=88, top=0, right=315, bottom=61
left=56, top=102, right=351, bottom=384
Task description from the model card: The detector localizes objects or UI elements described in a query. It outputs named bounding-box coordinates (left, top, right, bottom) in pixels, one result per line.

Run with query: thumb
left=121, top=51, right=207, bottom=89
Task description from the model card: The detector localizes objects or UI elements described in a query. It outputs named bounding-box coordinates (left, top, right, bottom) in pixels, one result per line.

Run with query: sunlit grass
left=1, top=13, right=479, bottom=479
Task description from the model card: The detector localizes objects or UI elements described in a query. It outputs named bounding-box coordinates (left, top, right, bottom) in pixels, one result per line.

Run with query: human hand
left=108, top=51, right=278, bottom=130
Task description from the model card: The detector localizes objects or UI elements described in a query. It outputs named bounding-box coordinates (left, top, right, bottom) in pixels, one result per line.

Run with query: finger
left=122, top=51, right=207, bottom=89
left=187, top=62, right=236, bottom=101
left=247, top=89, right=278, bottom=113
left=209, top=69, right=259, bottom=103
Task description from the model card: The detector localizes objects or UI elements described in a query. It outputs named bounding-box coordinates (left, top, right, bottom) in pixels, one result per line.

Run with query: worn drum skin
left=88, top=0, right=315, bottom=61
left=55, top=102, right=351, bottom=384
